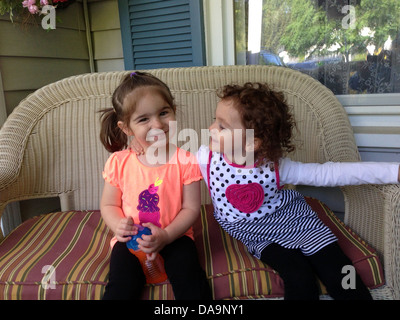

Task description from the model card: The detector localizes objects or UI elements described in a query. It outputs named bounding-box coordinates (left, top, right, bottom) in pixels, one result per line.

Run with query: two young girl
left=100, top=72, right=399, bottom=300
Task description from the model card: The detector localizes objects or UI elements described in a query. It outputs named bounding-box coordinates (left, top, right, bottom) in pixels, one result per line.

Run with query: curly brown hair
left=217, top=82, right=295, bottom=165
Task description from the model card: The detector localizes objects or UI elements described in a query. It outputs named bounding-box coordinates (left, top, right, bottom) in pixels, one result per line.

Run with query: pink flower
left=40, top=0, right=49, bottom=5
left=28, top=4, right=39, bottom=13
left=22, top=0, right=36, bottom=8
left=226, top=183, right=264, bottom=213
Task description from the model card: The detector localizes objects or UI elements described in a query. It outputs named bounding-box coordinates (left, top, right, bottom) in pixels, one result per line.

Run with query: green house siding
left=0, top=3, right=90, bottom=116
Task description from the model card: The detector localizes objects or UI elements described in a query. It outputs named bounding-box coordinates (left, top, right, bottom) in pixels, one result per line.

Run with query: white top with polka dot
left=197, top=145, right=399, bottom=258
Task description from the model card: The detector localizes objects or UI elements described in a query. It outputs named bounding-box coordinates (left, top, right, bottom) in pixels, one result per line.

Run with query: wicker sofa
left=0, top=65, right=399, bottom=300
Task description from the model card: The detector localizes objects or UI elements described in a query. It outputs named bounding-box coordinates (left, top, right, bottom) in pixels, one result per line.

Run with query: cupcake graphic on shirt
left=137, top=178, right=162, bottom=228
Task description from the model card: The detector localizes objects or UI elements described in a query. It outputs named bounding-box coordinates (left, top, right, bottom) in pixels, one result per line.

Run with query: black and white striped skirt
left=214, top=190, right=338, bottom=259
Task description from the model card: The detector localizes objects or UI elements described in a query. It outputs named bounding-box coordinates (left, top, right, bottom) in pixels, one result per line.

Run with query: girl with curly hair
left=197, top=82, right=400, bottom=300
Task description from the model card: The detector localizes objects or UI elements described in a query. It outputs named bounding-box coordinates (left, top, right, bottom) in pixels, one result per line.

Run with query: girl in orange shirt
left=99, top=72, right=211, bottom=300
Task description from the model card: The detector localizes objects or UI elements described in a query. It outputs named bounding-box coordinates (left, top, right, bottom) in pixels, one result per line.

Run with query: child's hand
left=129, top=136, right=144, bottom=155
left=115, top=217, right=138, bottom=243
left=136, top=222, right=170, bottom=260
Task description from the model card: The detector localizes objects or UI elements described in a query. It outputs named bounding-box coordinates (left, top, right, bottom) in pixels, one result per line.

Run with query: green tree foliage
left=249, top=0, right=400, bottom=60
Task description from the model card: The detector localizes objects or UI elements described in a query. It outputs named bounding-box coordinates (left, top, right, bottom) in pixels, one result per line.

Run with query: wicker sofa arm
left=342, top=183, right=400, bottom=299
left=0, top=108, right=27, bottom=195
left=0, top=107, right=31, bottom=239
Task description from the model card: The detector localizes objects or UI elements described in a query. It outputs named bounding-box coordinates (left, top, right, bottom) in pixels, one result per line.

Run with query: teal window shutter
left=118, top=0, right=206, bottom=70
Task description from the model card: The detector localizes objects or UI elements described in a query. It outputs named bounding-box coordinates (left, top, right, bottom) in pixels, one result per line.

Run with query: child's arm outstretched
left=279, top=158, right=400, bottom=187
left=137, top=180, right=201, bottom=259
left=100, top=181, right=138, bottom=242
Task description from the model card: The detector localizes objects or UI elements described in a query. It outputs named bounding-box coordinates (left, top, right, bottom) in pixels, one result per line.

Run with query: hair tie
left=130, top=72, right=136, bottom=77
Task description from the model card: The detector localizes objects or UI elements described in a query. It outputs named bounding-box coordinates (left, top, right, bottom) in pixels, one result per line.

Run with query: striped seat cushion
left=191, top=199, right=385, bottom=299
left=0, top=211, right=111, bottom=299
left=0, top=198, right=384, bottom=299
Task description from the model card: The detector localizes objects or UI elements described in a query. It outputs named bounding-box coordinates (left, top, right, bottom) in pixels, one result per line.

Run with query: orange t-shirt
left=102, top=147, right=202, bottom=246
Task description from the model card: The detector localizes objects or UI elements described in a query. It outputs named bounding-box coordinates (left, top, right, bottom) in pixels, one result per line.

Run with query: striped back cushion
left=0, top=198, right=384, bottom=299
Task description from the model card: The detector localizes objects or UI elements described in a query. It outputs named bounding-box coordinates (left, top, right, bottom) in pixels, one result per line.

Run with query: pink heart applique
left=225, top=183, right=264, bottom=214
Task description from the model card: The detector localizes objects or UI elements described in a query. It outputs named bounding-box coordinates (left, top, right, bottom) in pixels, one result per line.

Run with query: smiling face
left=118, top=86, right=176, bottom=152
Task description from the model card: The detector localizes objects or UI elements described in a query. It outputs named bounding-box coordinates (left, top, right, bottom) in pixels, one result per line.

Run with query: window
left=234, top=0, right=400, bottom=96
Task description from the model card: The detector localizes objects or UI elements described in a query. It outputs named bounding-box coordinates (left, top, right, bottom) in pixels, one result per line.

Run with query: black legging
left=102, top=236, right=212, bottom=300
left=260, top=242, right=372, bottom=300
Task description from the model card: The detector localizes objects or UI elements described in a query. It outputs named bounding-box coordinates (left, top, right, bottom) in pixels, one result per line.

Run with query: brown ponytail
left=99, top=108, right=128, bottom=153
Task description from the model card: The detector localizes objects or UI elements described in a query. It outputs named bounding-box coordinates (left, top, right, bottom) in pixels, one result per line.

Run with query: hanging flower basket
left=22, top=0, right=75, bottom=14
left=0, top=0, right=75, bottom=22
